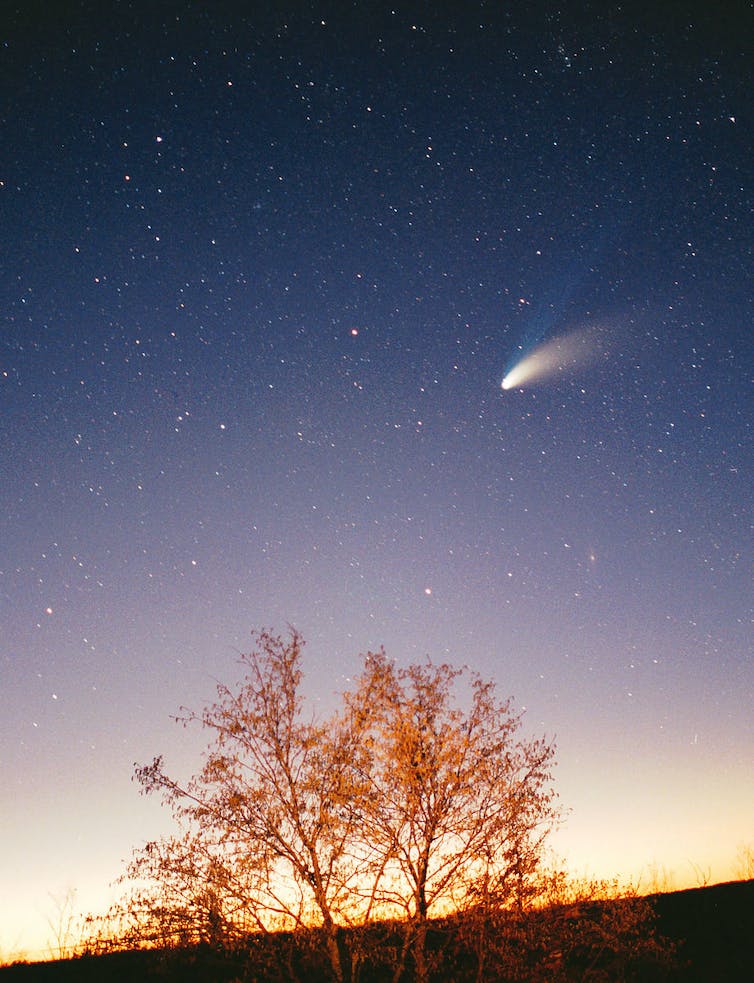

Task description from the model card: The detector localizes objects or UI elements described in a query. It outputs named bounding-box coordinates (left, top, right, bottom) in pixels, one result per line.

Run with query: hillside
left=651, top=879, right=754, bottom=981
left=2, top=879, right=752, bottom=982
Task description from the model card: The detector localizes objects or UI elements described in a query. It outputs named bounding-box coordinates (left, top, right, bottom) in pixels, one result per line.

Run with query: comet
left=501, top=326, right=603, bottom=390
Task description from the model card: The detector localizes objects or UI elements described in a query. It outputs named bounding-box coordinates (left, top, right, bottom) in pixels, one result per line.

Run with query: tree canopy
left=89, top=628, right=671, bottom=982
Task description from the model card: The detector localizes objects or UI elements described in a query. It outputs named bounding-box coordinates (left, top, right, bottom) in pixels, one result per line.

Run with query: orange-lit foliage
left=86, top=628, right=671, bottom=982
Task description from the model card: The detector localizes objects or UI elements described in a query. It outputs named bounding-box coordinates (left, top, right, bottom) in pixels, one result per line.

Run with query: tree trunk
left=320, top=911, right=345, bottom=983
left=326, top=929, right=344, bottom=983
left=414, top=917, right=428, bottom=983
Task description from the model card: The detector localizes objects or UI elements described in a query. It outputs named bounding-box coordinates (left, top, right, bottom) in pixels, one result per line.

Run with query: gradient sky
left=1, top=1, right=751, bottom=961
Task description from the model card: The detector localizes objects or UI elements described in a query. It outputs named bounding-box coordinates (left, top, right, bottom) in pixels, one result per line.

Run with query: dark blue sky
left=1, top=0, right=751, bottom=958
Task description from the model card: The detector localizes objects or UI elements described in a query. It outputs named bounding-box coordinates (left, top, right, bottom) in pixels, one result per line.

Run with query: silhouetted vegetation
left=5, top=628, right=712, bottom=980
left=6, top=881, right=754, bottom=979
left=88, top=628, right=567, bottom=981
left=17, top=880, right=754, bottom=980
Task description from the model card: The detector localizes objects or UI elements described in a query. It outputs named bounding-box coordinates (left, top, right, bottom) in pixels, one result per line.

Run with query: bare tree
left=45, top=888, right=80, bottom=960
left=736, top=842, right=754, bottom=880
left=688, top=860, right=712, bottom=888
left=132, top=628, right=368, bottom=982
left=108, top=631, right=563, bottom=982
left=343, top=652, right=559, bottom=983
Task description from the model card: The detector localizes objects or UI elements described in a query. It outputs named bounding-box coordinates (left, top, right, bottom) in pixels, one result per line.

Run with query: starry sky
left=1, top=0, right=751, bottom=961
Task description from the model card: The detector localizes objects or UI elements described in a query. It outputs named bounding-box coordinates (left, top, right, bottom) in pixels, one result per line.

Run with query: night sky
left=1, top=1, right=751, bottom=960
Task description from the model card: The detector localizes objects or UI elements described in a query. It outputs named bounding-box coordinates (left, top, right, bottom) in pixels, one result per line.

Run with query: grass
left=1, top=879, right=751, bottom=981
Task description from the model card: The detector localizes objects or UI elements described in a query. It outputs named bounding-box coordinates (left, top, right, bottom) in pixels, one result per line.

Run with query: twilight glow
left=1, top=2, right=750, bottom=964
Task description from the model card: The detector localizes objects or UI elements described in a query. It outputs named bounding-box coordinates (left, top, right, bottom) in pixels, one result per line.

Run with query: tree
left=110, top=629, right=561, bottom=981
left=736, top=842, right=754, bottom=880
left=132, top=628, right=367, bottom=982
left=45, top=888, right=81, bottom=961
left=342, top=652, right=558, bottom=983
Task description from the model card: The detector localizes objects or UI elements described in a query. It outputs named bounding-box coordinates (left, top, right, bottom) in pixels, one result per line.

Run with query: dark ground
left=650, top=879, right=754, bottom=981
left=2, top=879, right=752, bottom=982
